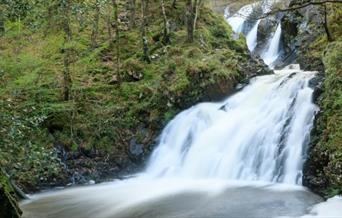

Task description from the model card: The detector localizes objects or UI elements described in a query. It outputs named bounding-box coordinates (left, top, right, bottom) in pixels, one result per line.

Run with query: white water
left=143, top=67, right=317, bottom=185
left=226, top=4, right=255, bottom=33
left=225, top=1, right=283, bottom=67
left=246, top=20, right=261, bottom=51
left=262, top=24, right=282, bottom=67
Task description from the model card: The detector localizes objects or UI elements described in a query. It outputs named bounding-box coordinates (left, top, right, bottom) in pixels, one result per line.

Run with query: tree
left=112, top=0, right=120, bottom=72
left=128, top=0, right=136, bottom=28
left=60, top=0, right=73, bottom=101
left=186, top=0, right=194, bottom=42
left=160, top=0, right=170, bottom=44
left=172, top=0, right=177, bottom=8
left=141, top=0, right=151, bottom=63
left=91, top=0, right=101, bottom=48
left=193, top=0, right=203, bottom=32
left=0, top=7, right=4, bottom=34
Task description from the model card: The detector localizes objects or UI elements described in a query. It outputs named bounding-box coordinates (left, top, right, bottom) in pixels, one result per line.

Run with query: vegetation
left=0, top=0, right=256, bottom=192
left=302, top=3, right=342, bottom=198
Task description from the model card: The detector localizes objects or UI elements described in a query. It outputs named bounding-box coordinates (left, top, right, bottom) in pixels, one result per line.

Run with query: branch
left=231, top=0, right=342, bottom=20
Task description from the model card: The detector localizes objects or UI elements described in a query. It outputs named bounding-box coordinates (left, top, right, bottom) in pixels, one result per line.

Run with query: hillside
left=0, top=0, right=268, bottom=193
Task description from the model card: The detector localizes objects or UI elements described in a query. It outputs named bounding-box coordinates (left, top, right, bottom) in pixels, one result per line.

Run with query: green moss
left=0, top=0, right=255, bottom=190
left=0, top=170, right=22, bottom=218
left=309, top=41, right=342, bottom=197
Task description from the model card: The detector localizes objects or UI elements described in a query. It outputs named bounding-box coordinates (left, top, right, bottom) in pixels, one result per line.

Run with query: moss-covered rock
left=303, top=41, right=342, bottom=198
left=0, top=170, right=22, bottom=218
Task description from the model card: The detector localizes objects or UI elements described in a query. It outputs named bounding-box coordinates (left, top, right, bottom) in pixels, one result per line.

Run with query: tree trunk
left=106, top=15, right=113, bottom=41
left=193, top=0, right=202, bottom=31
left=91, top=1, right=100, bottom=48
left=112, top=0, right=120, bottom=73
left=129, top=0, right=136, bottom=28
left=323, top=3, right=333, bottom=42
left=0, top=8, right=5, bottom=35
left=172, top=0, right=177, bottom=8
left=141, top=0, right=151, bottom=63
left=186, top=0, right=194, bottom=43
left=160, top=0, right=170, bottom=44
left=62, top=0, right=72, bottom=101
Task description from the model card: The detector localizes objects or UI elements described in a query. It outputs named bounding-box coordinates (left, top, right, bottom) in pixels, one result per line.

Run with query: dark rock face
left=255, top=17, right=278, bottom=54
left=280, top=2, right=325, bottom=72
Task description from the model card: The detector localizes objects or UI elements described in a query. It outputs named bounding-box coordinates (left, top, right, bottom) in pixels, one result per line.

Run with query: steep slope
left=0, top=1, right=268, bottom=192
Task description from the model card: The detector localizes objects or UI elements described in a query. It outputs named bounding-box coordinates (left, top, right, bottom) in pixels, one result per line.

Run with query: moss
left=306, top=41, right=342, bottom=197
left=0, top=170, right=22, bottom=218
left=0, top=0, right=260, bottom=190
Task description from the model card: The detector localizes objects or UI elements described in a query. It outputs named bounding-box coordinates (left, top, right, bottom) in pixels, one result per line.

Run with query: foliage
left=0, top=0, right=251, bottom=190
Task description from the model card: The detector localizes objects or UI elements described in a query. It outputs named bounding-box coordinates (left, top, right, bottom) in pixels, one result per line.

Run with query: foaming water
left=226, top=4, right=255, bottom=33
left=246, top=20, right=260, bottom=51
left=262, top=24, right=282, bottom=67
left=144, top=67, right=317, bottom=185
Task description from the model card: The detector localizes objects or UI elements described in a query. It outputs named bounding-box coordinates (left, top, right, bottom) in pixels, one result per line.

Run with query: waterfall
left=226, top=4, right=255, bottom=33
left=144, top=67, right=317, bottom=185
left=225, top=1, right=284, bottom=67
left=246, top=20, right=260, bottom=51
left=262, top=24, right=282, bottom=67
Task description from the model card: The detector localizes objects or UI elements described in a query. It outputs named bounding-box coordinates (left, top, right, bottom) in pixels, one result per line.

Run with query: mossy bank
left=0, top=1, right=268, bottom=192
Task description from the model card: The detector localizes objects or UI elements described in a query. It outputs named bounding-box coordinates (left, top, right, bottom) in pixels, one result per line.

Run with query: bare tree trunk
left=0, top=18, right=4, bottom=35
left=141, top=0, right=151, bottom=63
left=62, top=49, right=72, bottom=101
left=91, top=1, right=100, bottom=48
left=129, top=0, right=136, bottom=28
left=193, top=0, right=202, bottom=31
left=112, top=0, right=120, bottom=73
left=160, top=0, right=170, bottom=44
left=323, top=3, right=333, bottom=42
left=0, top=8, right=5, bottom=35
left=186, top=0, right=194, bottom=43
left=172, top=0, right=177, bottom=8
left=106, top=15, right=113, bottom=41
left=62, top=0, right=72, bottom=101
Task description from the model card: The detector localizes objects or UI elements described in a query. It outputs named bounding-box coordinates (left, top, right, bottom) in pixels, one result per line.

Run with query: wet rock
left=309, top=73, right=324, bottom=103
left=255, top=17, right=278, bottom=54
left=129, top=139, right=144, bottom=157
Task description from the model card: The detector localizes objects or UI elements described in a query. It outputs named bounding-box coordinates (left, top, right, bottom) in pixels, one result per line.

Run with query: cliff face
left=280, top=0, right=342, bottom=197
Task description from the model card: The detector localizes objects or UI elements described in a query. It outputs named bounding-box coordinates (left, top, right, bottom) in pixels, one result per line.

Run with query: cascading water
left=246, top=20, right=260, bottom=51
left=262, top=24, right=282, bottom=67
left=226, top=4, right=255, bottom=33
left=225, top=1, right=283, bottom=67
left=143, top=66, right=317, bottom=185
